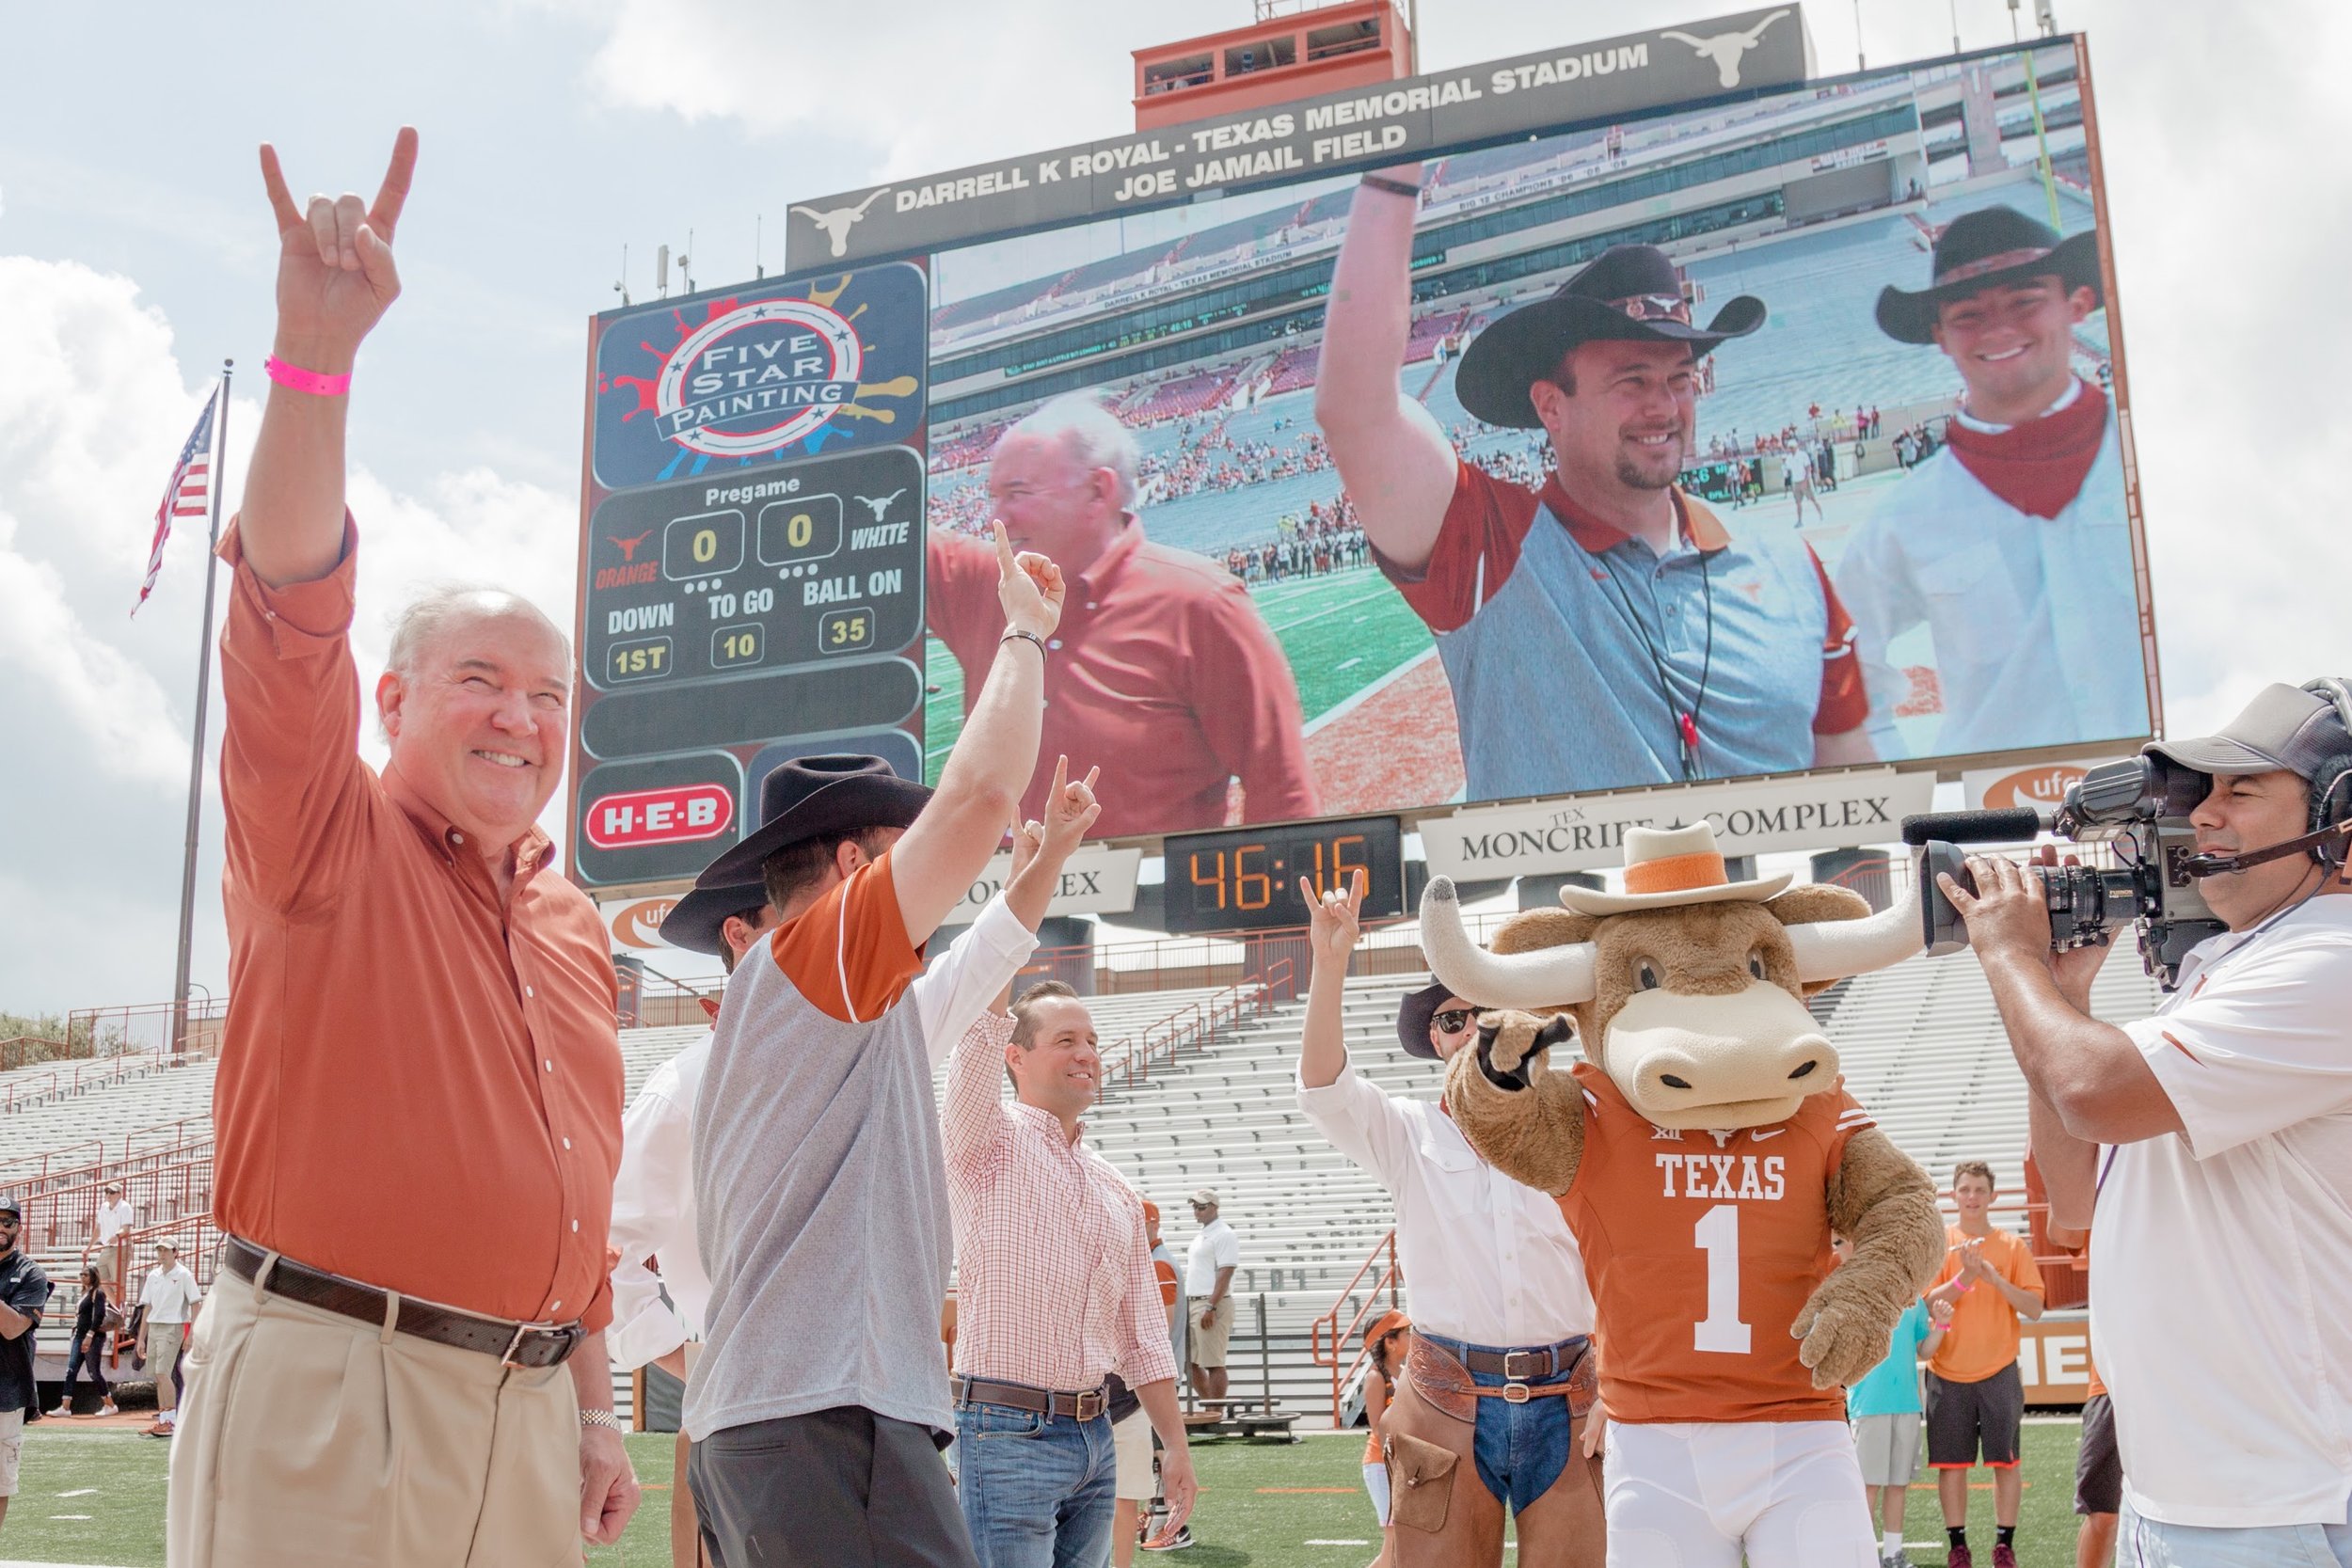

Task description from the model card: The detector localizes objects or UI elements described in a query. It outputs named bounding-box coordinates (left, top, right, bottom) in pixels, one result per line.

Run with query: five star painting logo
left=653, top=294, right=869, bottom=458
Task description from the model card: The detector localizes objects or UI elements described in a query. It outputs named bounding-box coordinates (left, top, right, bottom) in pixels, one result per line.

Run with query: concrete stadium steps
left=0, top=1059, right=215, bottom=1168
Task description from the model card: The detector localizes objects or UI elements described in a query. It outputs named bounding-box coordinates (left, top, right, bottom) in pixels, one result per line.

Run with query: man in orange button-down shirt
left=166, top=129, right=637, bottom=1567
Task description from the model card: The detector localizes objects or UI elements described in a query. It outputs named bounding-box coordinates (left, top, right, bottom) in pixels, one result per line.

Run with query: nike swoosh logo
left=1749, top=1129, right=1786, bottom=1143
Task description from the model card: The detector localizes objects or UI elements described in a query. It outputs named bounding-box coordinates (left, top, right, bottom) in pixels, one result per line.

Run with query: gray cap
left=2146, top=683, right=2352, bottom=781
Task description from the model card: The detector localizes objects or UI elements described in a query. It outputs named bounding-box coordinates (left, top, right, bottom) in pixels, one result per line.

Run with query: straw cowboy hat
left=1555, top=821, right=1791, bottom=916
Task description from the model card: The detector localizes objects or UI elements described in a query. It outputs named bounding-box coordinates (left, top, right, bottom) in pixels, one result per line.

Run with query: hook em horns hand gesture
left=260, top=127, right=419, bottom=371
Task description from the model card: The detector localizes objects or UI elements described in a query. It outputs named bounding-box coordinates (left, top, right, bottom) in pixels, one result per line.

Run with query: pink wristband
left=265, top=356, right=352, bottom=397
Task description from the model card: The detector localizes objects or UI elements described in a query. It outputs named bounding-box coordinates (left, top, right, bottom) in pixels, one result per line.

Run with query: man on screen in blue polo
left=1836, top=205, right=2148, bottom=759
left=1316, top=165, right=1873, bottom=801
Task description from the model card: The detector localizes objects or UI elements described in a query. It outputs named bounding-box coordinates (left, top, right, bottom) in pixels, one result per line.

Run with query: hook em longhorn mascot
left=1428, top=823, right=1946, bottom=1567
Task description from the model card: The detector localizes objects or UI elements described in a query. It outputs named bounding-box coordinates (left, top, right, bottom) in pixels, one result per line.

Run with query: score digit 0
left=757, top=495, right=844, bottom=567
left=662, top=509, right=744, bottom=582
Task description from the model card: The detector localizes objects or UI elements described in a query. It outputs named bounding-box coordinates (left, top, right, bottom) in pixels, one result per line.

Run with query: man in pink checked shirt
left=944, top=771, right=1200, bottom=1568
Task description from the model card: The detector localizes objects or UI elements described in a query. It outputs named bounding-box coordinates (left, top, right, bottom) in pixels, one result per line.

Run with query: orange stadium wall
left=1134, top=0, right=1413, bottom=131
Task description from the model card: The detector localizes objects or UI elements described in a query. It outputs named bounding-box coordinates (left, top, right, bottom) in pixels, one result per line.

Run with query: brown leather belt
left=222, top=1236, right=583, bottom=1370
left=1451, top=1339, right=1583, bottom=1381
left=953, top=1375, right=1108, bottom=1420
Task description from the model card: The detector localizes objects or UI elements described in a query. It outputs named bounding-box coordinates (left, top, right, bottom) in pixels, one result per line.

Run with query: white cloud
left=0, top=255, right=579, bottom=1014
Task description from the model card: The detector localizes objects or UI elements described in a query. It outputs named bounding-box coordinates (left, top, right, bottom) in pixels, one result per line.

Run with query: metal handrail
left=1311, top=1227, right=1401, bottom=1423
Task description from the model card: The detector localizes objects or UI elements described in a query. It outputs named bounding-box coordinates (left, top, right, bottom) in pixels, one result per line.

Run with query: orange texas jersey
left=1559, top=1061, right=1873, bottom=1424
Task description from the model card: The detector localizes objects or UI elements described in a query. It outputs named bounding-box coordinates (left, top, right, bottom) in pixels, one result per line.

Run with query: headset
left=2179, top=675, right=2352, bottom=879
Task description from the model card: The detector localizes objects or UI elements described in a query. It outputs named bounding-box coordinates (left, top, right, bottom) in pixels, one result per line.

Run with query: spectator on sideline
left=173, top=128, right=636, bottom=1567
left=944, top=778, right=1200, bottom=1565
left=1317, top=166, right=1873, bottom=800
left=1185, top=1192, right=1241, bottom=1406
left=684, top=530, right=1069, bottom=1567
left=1115, top=1200, right=1190, bottom=1565
left=605, top=879, right=771, bottom=1568
left=1835, top=1234, right=1950, bottom=1568
left=1921, top=1163, right=2044, bottom=1568
left=1296, top=873, right=1604, bottom=1568
left=53, top=1264, right=117, bottom=1419
left=1953, top=682, right=2352, bottom=1564
left=136, top=1242, right=201, bottom=1438
left=2040, top=1208, right=2118, bottom=1568
left=927, top=395, right=1319, bottom=837
left=1361, top=1308, right=1412, bottom=1568
left=1838, top=207, right=2141, bottom=761
left=0, top=1200, right=47, bottom=1532
left=87, top=1182, right=133, bottom=1292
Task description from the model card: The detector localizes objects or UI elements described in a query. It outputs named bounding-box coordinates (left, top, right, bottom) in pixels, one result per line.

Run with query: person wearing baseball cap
left=1837, top=203, right=2145, bottom=761
left=1318, top=165, right=1874, bottom=803
left=1295, top=874, right=1602, bottom=1567
left=685, top=517, right=1077, bottom=1568
left=87, top=1180, right=133, bottom=1294
left=1183, top=1190, right=1241, bottom=1408
left=1944, top=680, right=2352, bottom=1560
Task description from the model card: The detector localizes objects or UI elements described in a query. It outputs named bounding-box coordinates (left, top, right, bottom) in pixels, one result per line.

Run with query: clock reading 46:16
left=1161, top=815, right=1406, bottom=934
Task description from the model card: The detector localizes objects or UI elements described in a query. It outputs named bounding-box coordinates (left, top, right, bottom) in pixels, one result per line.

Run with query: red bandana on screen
left=1942, top=382, right=2109, bottom=520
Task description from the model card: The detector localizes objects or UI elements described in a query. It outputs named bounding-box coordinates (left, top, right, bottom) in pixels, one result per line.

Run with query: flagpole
left=170, top=360, right=232, bottom=1055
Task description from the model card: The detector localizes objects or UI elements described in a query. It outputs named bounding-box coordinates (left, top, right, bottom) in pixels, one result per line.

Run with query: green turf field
left=0, top=1418, right=2091, bottom=1566
left=921, top=564, right=1435, bottom=786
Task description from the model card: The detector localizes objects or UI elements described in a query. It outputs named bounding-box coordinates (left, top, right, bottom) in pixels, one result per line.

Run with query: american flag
left=133, top=390, right=219, bottom=617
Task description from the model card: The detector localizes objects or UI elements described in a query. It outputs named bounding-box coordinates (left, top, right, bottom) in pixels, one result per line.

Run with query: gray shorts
left=1926, top=1364, right=2024, bottom=1468
left=2075, top=1393, right=2121, bottom=1515
left=1851, top=1411, right=1923, bottom=1487
left=690, top=1405, right=976, bottom=1568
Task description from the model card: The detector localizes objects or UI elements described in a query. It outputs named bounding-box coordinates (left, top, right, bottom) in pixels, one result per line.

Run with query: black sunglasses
left=1432, top=1008, right=1476, bottom=1035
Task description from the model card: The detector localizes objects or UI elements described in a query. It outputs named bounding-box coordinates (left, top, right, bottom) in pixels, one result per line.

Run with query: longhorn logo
left=790, top=189, right=891, bottom=260
left=855, top=489, right=907, bottom=521
left=607, top=529, right=655, bottom=562
left=1660, top=8, right=1790, bottom=89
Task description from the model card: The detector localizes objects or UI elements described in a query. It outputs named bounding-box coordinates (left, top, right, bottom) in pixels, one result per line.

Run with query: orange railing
left=0, top=1050, right=203, bottom=1117
left=64, top=992, right=224, bottom=1058
left=0, top=1037, right=74, bottom=1073
left=1098, top=962, right=1290, bottom=1092
left=1311, top=1227, right=1401, bottom=1424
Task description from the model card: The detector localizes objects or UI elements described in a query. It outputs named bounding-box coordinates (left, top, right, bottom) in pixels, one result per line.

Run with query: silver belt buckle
left=501, top=1320, right=567, bottom=1369
left=1502, top=1382, right=1532, bottom=1404
left=1501, top=1349, right=1545, bottom=1381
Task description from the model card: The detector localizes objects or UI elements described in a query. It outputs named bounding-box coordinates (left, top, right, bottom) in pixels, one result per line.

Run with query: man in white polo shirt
left=1184, top=1192, right=1240, bottom=1406
left=87, top=1183, right=133, bottom=1293
left=1946, top=680, right=2352, bottom=1566
left=137, top=1242, right=201, bottom=1437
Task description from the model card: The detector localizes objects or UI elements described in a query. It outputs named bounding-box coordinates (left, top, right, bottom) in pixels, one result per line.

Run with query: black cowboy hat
left=1454, top=245, right=1765, bottom=430
left=1396, top=980, right=1468, bottom=1062
left=694, top=753, right=931, bottom=890
left=658, top=879, right=769, bottom=957
left=1876, top=205, right=2102, bottom=346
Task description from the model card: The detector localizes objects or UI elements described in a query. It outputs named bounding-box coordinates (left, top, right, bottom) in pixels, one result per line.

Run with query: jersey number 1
left=1693, top=1203, right=1752, bottom=1354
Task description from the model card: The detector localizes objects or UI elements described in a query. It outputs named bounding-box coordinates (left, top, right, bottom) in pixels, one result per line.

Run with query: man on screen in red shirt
left=928, top=395, right=1319, bottom=838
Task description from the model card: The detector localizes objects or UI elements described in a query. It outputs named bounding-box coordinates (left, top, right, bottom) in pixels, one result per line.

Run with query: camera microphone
left=1899, top=807, right=2049, bottom=848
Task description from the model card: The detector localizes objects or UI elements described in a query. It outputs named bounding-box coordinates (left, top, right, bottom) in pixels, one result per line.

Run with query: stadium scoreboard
left=1162, top=816, right=1406, bottom=934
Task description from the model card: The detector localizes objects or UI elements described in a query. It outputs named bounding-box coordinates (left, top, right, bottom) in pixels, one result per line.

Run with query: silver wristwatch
left=580, top=1408, right=624, bottom=1433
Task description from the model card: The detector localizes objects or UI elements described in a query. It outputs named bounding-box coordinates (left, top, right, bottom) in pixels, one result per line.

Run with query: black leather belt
left=221, top=1236, right=583, bottom=1370
left=1447, top=1337, right=1586, bottom=1381
left=953, top=1374, right=1108, bottom=1420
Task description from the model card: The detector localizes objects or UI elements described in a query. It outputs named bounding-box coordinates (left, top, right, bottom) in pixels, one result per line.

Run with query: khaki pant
left=167, top=1266, right=580, bottom=1568
left=140, top=1318, right=185, bottom=1412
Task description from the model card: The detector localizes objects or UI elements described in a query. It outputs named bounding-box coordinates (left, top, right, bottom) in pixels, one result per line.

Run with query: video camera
left=1903, top=754, right=2223, bottom=990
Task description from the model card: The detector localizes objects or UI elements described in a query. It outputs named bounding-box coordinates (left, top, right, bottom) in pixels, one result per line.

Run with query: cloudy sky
left=1, top=0, right=2345, bottom=1014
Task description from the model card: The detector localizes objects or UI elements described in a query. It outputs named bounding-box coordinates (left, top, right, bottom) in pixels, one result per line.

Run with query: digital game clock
left=1160, top=815, right=1406, bottom=934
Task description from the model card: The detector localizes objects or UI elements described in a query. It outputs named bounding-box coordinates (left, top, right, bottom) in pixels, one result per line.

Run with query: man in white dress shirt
left=1295, top=874, right=1603, bottom=1568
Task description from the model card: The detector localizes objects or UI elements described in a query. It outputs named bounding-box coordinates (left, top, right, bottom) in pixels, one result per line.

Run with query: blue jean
left=954, top=1400, right=1117, bottom=1568
left=2119, top=1498, right=2352, bottom=1567
left=1416, top=1332, right=1589, bottom=1512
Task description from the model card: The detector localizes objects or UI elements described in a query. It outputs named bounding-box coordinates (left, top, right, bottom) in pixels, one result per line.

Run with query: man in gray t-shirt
left=683, top=527, right=1065, bottom=1568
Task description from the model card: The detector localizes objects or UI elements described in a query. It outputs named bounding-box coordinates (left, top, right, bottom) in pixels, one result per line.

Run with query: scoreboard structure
left=572, top=264, right=930, bottom=889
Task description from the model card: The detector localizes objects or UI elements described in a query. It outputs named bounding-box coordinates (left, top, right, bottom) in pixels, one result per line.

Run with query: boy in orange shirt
left=1923, top=1161, right=2044, bottom=1568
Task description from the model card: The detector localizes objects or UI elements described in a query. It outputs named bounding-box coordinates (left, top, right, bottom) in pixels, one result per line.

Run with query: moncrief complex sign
left=784, top=7, right=1810, bottom=269
left=1422, top=768, right=1934, bottom=880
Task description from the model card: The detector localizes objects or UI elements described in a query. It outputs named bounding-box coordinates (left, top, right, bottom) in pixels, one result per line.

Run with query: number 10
left=1692, top=1204, right=1752, bottom=1354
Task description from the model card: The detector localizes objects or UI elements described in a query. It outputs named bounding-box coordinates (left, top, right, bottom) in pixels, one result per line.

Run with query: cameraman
left=1941, top=683, right=2352, bottom=1565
